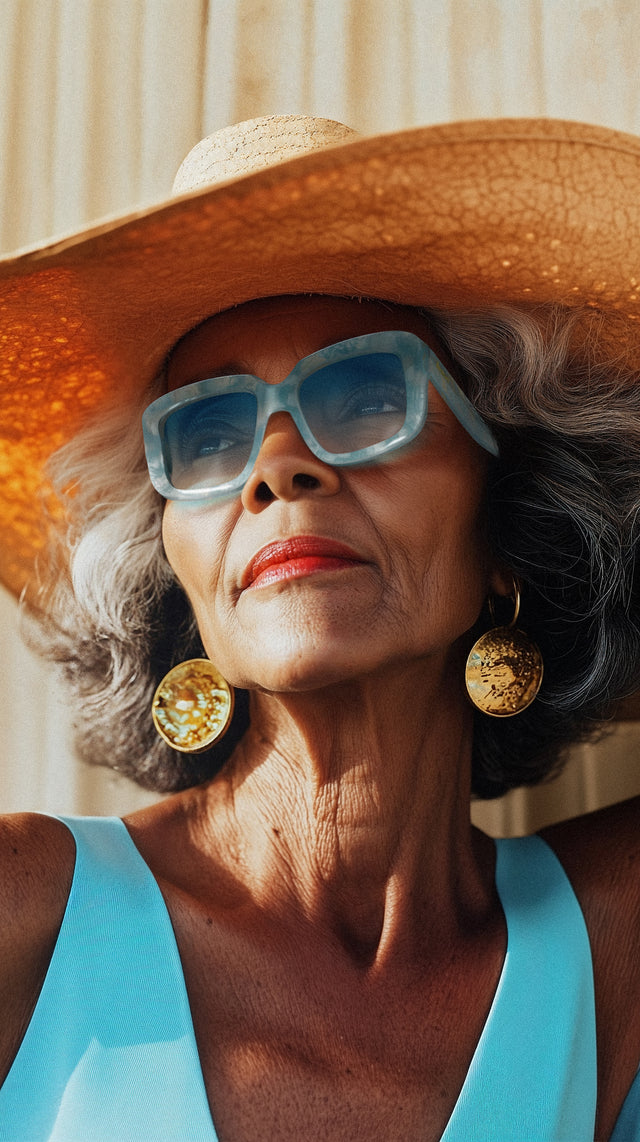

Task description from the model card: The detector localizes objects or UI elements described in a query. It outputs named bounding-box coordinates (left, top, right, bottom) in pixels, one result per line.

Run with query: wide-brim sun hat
left=2, top=112, right=640, bottom=599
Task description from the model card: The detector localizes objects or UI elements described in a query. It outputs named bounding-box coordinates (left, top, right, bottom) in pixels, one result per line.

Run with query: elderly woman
left=0, top=115, right=639, bottom=1141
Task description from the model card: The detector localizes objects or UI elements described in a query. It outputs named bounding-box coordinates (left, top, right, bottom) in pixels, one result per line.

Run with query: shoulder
left=0, top=812, right=76, bottom=934
left=541, top=796, right=640, bottom=1138
left=540, top=794, right=640, bottom=936
left=0, top=813, right=75, bottom=1084
left=540, top=796, right=640, bottom=1026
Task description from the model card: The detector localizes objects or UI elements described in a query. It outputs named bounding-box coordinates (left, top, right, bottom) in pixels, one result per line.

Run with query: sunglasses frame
left=143, top=330, right=499, bottom=501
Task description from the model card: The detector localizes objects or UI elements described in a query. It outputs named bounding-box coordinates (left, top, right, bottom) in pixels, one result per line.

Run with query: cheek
left=370, top=450, right=491, bottom=633
left=162, top=503, right=247, bottom=678
left=161, top=501, right=233, bottom=608
left=162, top=503, right=198, bottom=589
left=368, top=442, right=489, bottom=562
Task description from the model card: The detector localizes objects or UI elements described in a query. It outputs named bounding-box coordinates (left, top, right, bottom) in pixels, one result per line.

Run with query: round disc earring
left=152, top=659, right=235, bottom=752
left=465, top=583, right=543, bottom=717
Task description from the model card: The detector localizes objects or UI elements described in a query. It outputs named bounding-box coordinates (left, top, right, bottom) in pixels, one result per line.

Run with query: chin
left=229, top=632, right=382, bottom=693
left=254, top=652, right=367, bottom=693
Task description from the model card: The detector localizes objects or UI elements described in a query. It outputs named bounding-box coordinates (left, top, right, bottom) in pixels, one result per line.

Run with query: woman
left=0, top=115, right=639, bottom=1140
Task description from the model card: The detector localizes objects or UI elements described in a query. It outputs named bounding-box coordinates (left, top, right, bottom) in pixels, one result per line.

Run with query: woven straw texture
left=2, top=114, right=640, bottom=598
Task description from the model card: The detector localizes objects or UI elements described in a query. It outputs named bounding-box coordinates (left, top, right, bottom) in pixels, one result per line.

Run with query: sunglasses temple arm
left=428, top=355, right=500, bottom=457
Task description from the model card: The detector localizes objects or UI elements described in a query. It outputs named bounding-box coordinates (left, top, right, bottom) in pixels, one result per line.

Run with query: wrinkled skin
left=1, top=297, right=639, bottom=1142
left=162, top=295, right=500, bottom=697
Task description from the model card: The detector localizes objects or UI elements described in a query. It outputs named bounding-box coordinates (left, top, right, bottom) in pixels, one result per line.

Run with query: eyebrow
left=168, top=360, right=252, bottom=390
left=200, top=361, right=252, bottom=379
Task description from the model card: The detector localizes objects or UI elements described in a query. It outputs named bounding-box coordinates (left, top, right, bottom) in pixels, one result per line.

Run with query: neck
left=191, top=657, right=495, bottom=967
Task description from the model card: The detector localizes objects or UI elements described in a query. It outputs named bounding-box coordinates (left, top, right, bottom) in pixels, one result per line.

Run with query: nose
left=240, top=411, right=341, bottom=512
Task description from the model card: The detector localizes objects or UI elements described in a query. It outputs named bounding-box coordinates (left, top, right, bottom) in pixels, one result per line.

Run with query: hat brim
left=2, top=115, right=640, bottom=596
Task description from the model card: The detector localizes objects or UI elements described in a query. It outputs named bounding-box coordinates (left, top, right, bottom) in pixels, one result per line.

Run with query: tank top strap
left=0, top=815, right=217, bottom=1142
left=443, top=833, right=597, bottom=1141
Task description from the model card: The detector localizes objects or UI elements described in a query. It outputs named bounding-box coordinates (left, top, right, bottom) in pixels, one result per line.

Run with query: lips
left=243, top=536, right=366, bottom=589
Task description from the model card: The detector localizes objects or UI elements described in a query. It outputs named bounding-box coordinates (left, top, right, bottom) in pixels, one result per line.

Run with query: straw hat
left=2, top=112, right=640, bottom=599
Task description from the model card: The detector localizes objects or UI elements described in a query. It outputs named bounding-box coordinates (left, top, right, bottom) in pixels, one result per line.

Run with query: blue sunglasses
left=143, top=330, right=499, bottom=501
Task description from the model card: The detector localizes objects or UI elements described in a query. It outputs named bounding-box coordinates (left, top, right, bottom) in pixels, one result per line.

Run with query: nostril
left=254, top=481, right=275, bottom=503
left=293, top=473, right=321, bottom=490
left=250, top=472, right=321, bottom=503
left=243, top=460, right=336, bottom=510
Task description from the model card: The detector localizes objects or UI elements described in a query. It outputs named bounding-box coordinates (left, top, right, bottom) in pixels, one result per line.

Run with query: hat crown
left=172, top=114, right=359, bottom=194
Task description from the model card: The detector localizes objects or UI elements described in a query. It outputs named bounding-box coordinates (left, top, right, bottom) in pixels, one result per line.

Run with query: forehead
left=166, top=294, right=450, bottom=387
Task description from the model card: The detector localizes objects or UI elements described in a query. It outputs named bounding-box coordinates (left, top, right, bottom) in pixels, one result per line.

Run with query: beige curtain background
left=0, top=0, right=639, bottom=834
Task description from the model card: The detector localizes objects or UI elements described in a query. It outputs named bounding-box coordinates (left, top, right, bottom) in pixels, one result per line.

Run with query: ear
left=488, top=564, right=514, bottom=598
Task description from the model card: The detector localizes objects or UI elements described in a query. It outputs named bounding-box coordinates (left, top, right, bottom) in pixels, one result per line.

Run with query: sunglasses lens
left=157, top=350, right=411, bottom=494
left=299, top=353, right=407, bottom=454
left=164, top=391, right=258, bottom=490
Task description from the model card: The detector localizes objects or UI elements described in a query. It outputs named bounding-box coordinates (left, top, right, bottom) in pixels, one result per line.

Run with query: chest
left=166, top=895, right=506, bottom=1142
left=149, top=833, right=602, bottom=1142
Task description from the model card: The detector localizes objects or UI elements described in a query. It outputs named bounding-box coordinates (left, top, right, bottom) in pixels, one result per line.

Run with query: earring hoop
left=152, top=659, right=234, bottom=752
left=488, top=582, right=522, bottom=627
left=465, top=580, right=543, bottom=717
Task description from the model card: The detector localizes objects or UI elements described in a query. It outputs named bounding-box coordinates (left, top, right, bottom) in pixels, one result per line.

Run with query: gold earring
left=152, top=659, right=234, bottom=752
left=465, top=582, right=543, bottom=717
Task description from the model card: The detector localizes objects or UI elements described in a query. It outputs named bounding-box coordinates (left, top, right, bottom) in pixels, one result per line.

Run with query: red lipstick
left=243, top=536, right=366, bottom=589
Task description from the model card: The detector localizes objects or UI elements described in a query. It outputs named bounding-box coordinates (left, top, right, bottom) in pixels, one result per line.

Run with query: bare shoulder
left=540, top=794, right=640, bottom=985
left=0, top=811, right=76, bottom=909
left=541, top=794, right=640, bottom=918
left=541, top=796, right=640, bottom=1137
left=0, top=813, right=75, bottom=1084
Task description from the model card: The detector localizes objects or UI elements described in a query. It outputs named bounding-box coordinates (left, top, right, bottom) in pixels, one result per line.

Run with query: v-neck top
left=0, top=815, right=637, bottom=1141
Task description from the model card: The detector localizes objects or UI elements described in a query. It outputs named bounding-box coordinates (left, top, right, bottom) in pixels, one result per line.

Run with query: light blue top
left=0, top=815, right=637, bottom=1141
